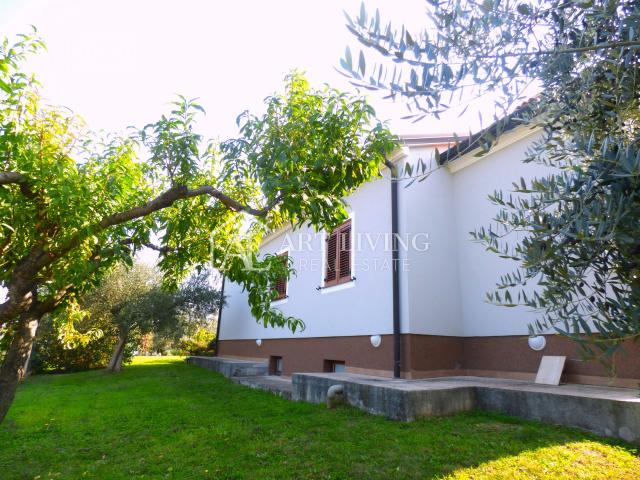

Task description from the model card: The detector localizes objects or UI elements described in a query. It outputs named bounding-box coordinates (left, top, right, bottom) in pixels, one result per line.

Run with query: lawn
left=0, top=357, right=638, bottom=479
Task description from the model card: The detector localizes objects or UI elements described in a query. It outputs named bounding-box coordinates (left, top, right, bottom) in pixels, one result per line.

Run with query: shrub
left=177, top=328, right=216, bottom=356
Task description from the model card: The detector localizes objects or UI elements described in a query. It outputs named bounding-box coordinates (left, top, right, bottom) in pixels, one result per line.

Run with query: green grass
left=0, top=357, right=638, bottom=479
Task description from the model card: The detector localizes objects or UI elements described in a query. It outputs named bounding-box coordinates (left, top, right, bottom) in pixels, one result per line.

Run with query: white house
left=217, top=121, right=640, bottom=387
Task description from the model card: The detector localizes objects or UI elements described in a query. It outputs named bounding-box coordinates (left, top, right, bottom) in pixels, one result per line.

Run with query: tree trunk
left=22, top=344, right=34, bottom=379
left=0, top=312, right=39, bottom=423
left=106, top=329, right=127, bottom=373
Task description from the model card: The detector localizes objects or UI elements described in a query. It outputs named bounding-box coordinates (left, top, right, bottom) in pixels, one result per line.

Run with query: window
left=324, top=360, right=346, bottom=373
left=324, top=219, right=352, bottom=287
left=272, top=252, right=288, bottom=301
left=270, top=356, right=283, bottom=376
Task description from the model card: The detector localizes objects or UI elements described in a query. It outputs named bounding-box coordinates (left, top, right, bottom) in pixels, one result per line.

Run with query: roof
left=399, top=133, right=465, bottom=147
left=438, top=101, right=537, bottom=165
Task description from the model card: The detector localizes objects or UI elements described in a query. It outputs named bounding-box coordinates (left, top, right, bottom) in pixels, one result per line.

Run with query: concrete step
left=231, top=375, right=293, bottom=400
left=186, top=356, right=268, bottom=378
left=292, top=373, right=640, bottom=444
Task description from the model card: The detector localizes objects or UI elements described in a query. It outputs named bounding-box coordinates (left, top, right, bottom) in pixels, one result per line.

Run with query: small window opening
left=324, top=360, right=346, bottom=373
left=270, top=356, right=283, bottom=376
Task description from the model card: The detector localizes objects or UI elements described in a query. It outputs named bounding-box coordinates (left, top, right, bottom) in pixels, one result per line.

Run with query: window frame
left=272, top=251, right=289, bottom=301
left=270, top=356, right=283, bottom=376
left=323, top=218, right=353, bottom=288
left=324, top=359, right=346, bottom=373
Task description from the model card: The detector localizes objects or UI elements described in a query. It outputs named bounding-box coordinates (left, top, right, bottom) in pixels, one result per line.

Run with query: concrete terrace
left=186, top=356, right=293, bottom=399
left=186, top=356, right=640, bottom=444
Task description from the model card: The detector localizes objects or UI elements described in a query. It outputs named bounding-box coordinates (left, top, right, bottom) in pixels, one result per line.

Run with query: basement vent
left=324, top=360, right=346, bottom=373
left=270, top=356, right=283, bottom=376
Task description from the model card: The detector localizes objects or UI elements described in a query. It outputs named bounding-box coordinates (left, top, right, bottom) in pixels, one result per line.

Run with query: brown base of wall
left=218, top=334, right=640, bottom=388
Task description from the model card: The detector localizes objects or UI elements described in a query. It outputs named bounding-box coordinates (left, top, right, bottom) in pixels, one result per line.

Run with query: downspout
left=214, top=275, right=225, bottom=357
left=386, top=159, right=402, bottom=378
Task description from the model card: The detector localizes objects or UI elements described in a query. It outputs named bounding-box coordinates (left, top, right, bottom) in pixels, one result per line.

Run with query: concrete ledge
left=186, top=356, right=268, bottom=378
left=475, top=386, right=640, bottom=444
left=292, top=373, right=640, bottom=444
left=231, top=376, right=293, bottom=400
left=292, top=373, right=475, bottom=420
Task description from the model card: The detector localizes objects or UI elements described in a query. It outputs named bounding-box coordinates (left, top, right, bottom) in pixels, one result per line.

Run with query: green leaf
left=358, top=50, right=366, bottom=76
left=344, top=46, right=353, bottom=71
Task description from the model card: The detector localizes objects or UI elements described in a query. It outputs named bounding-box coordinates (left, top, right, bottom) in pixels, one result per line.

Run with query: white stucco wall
left=221, top=130, right=558, bottom=340
left=450, top=129, right=553, bottom=336
left=220, top=177, right=394, bottom=340
left=398, top=147, right=464, bottom=336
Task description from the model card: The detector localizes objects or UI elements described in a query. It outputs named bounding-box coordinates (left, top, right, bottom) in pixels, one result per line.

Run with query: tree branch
left=350, top=24, right=640, bottom=65
left=42, top=184, right=283, bottom=271
left=472, top=40, right=640, bottom=59
left=0, top=179, right=282, bottom=324
left=0, top=172, right=25, bottom=185
left=143, top=242, right=176, bottom=254
left=99, top=185, right=280, bottom=230
left=120, top=238, right=177, bottom=255
left=0, top=172, right=36, bottom=198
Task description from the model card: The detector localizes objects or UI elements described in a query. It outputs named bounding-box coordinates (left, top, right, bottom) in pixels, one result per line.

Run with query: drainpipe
left=386, top=160, right=402, bottom=378
left=214, top=275, right=225, bottom=357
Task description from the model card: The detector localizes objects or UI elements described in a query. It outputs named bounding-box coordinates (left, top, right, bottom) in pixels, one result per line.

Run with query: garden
left=1, top=356, right=638, bottom=479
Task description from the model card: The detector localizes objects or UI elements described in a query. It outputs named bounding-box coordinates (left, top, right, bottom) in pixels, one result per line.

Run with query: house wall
left=220, top=176, right=394, bottom=341
left=218, top=335, right=396, bottom=377
left=393, top=129, right=551, bottom=339
left=450, top=128, right=550, bottom=337
left=219, top=333, right=640, bottom=386
left=217, top=132, right=640, bottom=386
left=398, top=147, right=463, bottom=337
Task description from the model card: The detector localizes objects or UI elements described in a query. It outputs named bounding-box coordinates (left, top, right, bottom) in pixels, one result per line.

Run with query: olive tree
left=93, top=265, right=221, bottom=372
left=343, top=1, right=640, bottom=366
left=0, top=33, right=398, bottom=422
left=32, top=265, right=221, bottom=373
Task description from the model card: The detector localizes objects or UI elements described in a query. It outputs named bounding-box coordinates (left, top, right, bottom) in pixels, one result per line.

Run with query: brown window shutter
left=325, top=232, right=338, bottom=286
left=273, top=252, right=288, bottom=300
left=324, top=219, right=352, bottom=287
left=338, top=221, right=351, bottom=281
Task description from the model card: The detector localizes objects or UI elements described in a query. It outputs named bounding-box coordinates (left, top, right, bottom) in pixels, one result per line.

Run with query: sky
left=0, top=0, right=459, bottom=141
left=0, top=0, right=501, bottom=274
